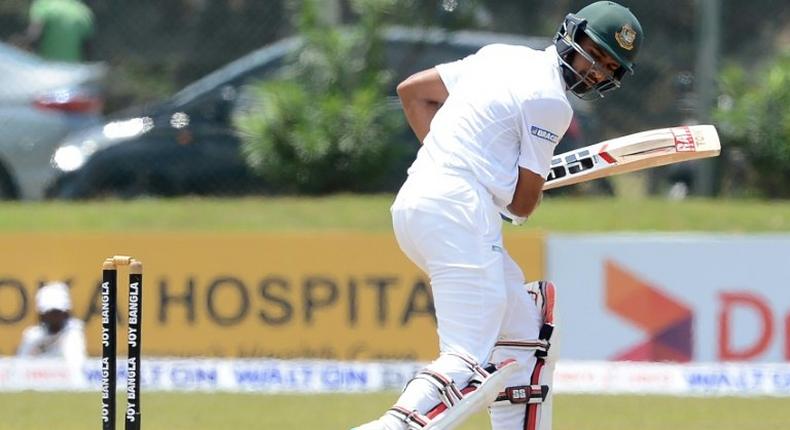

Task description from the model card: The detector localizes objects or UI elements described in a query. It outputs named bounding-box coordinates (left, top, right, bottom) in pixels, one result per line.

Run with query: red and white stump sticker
left=672, top=126, right=696, bottom=152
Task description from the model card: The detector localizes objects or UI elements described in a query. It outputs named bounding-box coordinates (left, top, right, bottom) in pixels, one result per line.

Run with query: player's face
left=571, top=36, right=621, bottom=87
left=40, top=309, right=69, bottom=334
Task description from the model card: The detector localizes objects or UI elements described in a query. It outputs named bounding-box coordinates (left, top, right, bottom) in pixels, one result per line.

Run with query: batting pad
left=423, top=360, right=521, bottom=430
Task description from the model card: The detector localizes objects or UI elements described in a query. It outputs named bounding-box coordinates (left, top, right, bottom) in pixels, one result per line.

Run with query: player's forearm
left=508, top=167, right=545, bottom=218
left=507, top=192, right=542, bottom=218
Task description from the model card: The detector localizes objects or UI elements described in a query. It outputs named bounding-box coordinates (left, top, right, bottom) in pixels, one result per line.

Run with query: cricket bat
left=543, top=124, right=721, bottom=190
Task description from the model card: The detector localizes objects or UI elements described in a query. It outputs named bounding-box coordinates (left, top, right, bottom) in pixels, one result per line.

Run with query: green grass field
left=1, top=195, right=790, bottom=232
left=1, top=392, right=787, bottom=430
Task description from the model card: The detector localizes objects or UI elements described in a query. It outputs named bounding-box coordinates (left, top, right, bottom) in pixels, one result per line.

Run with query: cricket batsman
left=353, top=2, right=643, bottom=429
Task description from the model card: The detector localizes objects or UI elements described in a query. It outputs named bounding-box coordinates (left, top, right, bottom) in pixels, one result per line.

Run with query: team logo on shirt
left=530, top=126, right=559, bottom=143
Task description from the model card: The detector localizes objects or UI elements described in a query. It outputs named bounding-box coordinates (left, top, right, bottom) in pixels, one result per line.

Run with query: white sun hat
left=36, top=282, right=72, bottom=313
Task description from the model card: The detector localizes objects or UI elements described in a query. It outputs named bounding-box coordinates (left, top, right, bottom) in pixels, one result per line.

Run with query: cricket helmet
left=554, top=1, right=644, bottom=98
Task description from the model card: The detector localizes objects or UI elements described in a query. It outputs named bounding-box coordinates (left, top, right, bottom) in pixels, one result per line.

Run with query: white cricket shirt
left=410, top=44, right=573, bottom=207
left=16, top=318, right=87, bottom=364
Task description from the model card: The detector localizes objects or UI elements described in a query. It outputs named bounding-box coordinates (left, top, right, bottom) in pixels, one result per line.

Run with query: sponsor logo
left=505, top=386, right=530, bottom=404
left=546, top=149, right=602, bottom=183
left=615, top=24, right=637, bottom=51
left=605, top=260, right=694, bottom=362
left=672, top=126, right=696, bottom=152
left=530, top=126, right=559, bottom=143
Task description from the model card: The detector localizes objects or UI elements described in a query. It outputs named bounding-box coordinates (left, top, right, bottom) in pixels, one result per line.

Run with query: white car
left=0, top=42, right=106, bottom=199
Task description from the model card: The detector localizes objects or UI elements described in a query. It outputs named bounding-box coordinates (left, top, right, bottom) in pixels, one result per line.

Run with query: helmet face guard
left=554, top=14, right=627, bottom=100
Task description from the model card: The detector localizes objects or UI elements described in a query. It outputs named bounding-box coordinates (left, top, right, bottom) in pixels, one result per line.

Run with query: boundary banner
left=0, top=232, right=543, bottom=360
left=547, top=234, right=790, bottom=363
left=3, top=358, right=790, bottom=396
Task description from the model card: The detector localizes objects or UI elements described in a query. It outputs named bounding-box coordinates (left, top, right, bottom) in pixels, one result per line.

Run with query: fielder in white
left=17, top=281, right=87, bottom=368
left=354, top=2, right=643, bottom=429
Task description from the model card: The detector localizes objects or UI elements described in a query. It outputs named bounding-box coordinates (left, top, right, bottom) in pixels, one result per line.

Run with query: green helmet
left=576, top=1, right=643, bottom=74
left=554, top=1, right=644, bottom=98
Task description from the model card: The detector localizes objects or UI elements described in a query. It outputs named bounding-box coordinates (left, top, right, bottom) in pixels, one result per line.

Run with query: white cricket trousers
left=389, top=169, right=544, bottom=430
left=392, top=170, right=507, bottom=364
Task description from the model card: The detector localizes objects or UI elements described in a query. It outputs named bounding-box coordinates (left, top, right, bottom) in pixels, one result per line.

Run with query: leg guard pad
left=385, top=358, right=521, bottom=430
left=489, top=281, right=558, bottom=430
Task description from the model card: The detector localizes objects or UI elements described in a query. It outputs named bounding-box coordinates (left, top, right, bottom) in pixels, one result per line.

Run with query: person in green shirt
left=23, top=0, right=95, bottom=63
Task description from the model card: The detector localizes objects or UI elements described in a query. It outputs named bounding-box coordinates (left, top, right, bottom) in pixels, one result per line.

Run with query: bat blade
left=542, top=124, right=721, bottom=190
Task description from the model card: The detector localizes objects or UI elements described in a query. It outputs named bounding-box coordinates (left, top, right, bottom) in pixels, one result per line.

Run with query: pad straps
left=494, top=340, right=551, bottom=357
left=390, top=353, right=500, bottom=427
left=414, top=369, right=465, bottom=408
left=386, top=406, right=430, bottom=430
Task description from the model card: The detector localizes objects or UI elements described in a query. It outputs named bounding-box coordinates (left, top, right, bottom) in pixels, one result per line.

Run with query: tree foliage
left=715, top=54, right=790, bottom=197
left=234, top=0, right=405, bottom=194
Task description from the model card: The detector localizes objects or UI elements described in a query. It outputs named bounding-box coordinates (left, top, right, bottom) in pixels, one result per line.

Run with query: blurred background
left=0, top=0, right=787, bottom=201
left=1, top=1, right=790, bottom=429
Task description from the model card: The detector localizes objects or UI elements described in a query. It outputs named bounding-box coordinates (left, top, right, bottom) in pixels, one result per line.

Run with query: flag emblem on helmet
left=615, top=24, right=637, bottom=51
